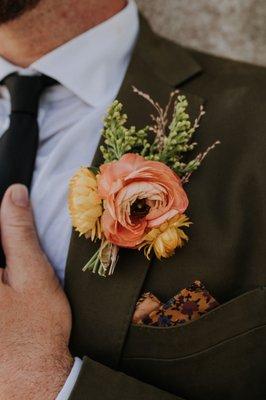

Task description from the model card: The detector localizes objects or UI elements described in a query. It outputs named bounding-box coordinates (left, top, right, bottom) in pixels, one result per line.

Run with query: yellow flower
left=139, top=214, right=191, bottom=259
left=68, top=167, right=103, bottom=240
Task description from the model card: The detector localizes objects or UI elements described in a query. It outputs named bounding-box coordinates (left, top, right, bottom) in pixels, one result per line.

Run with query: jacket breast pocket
left=121, top=287, right=266, bottom=400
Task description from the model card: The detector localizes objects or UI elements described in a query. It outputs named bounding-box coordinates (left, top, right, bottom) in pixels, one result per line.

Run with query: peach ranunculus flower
left=97, top=153, right=189, bottom=248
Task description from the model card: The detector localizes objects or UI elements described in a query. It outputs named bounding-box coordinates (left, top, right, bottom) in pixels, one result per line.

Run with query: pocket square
left=133, top=281, right=219, bottom=327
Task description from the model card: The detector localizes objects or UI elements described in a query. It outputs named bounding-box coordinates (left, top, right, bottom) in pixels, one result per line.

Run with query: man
left=0, top=0, right=265, bottom=399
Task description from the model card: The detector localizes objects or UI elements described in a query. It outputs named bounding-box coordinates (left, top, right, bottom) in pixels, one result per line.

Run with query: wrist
left=1, top=346, right=73, bottom=400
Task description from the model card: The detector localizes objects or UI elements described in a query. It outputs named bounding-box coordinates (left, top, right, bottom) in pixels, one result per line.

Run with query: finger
left=0, top=184, right=49, bottom=277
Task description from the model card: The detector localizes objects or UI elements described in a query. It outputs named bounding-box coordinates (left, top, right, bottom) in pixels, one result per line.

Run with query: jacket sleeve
left=69, top=357, right=187, bottom=400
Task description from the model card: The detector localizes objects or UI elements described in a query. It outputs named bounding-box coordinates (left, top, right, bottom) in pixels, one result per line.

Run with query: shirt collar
left=0, top=0, right=139, bottom=107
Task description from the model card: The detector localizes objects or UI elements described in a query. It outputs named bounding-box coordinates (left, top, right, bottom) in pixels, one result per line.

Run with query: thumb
left=0, top=184, right=46, bottom=273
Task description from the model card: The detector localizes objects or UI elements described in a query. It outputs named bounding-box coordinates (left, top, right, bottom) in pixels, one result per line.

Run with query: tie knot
left=1, top=73, right=57, bottom=115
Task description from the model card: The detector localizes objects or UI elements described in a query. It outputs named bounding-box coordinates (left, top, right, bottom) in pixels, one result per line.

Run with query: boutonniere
left=68, top=87, right=220, bottom=277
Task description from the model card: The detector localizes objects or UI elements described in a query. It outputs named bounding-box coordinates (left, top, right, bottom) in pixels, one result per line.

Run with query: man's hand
left=0, top=184, right=73, bottom=400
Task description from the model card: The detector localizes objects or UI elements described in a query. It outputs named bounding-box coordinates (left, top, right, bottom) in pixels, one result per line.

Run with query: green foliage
left=100, top=90, right=219, bottom=182
left=146, top=95, right=199, bottom=173
left=100, top=100, right=149, bottom=163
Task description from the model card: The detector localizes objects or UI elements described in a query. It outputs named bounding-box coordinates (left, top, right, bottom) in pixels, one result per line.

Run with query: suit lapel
left=65, top=15, right=204, bottom=368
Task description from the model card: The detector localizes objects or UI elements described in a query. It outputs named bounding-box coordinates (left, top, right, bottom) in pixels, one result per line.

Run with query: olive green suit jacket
left=65, top=16, right=266, bottom=400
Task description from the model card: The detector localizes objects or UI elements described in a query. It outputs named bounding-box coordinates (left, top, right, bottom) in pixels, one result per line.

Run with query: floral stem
left=82, top=250, right=100, bottom=272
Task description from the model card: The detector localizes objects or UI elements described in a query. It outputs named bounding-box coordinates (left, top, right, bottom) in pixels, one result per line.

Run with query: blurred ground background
left=136, top=0, right=266, bottom=66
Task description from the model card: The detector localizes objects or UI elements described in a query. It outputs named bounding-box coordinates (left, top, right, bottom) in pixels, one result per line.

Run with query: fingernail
left=11, top=185, right=29, bottom=207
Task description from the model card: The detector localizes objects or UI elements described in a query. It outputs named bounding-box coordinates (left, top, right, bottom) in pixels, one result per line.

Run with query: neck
left=0, top=0, right=127, bottom=67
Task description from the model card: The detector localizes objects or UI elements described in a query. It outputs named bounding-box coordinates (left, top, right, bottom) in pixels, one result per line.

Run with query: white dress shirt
left=0, top=1, right=139, bottom=398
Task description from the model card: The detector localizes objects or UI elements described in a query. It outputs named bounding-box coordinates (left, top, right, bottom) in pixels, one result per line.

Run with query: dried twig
left=193, top=105, right=205, bottom=131
left=133, top=86, right=176, bottom=151
left=181, top=140, right=221, bottom=184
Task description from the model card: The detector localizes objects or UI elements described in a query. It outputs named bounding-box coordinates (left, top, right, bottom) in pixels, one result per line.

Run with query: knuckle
left=5, top=222, right=36, bottom=244
left=7, top=214, right=34, bottom=231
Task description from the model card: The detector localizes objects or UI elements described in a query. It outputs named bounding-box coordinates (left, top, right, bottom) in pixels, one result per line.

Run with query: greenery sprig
left=100, top=87, right=220, bottom=183
left=100, top=101, right=149, bottom=163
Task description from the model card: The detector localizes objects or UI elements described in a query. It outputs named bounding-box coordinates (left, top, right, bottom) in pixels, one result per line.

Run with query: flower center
left=131, top=198, right=150, bottom=219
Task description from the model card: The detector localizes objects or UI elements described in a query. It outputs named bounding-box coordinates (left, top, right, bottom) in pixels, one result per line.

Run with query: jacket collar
left=136, top=15, right=202, bottom=87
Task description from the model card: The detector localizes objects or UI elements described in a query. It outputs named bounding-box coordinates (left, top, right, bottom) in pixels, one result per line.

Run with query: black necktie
left=0, top=73, right=56, bottom=266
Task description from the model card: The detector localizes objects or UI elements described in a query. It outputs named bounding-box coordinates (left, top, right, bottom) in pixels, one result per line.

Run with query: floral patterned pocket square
left=133, top=281, right=219, bottom=327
